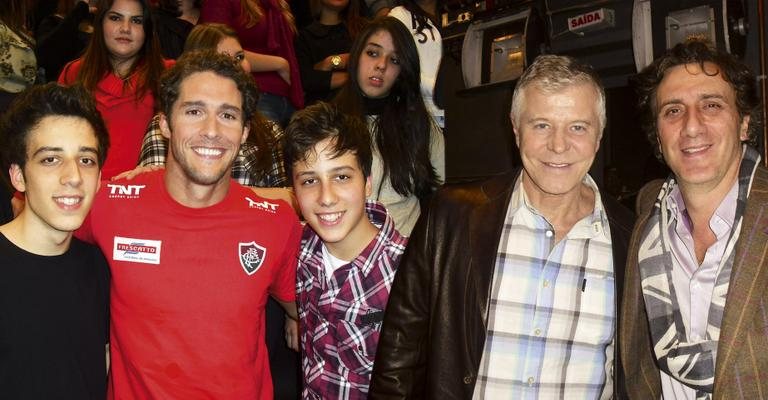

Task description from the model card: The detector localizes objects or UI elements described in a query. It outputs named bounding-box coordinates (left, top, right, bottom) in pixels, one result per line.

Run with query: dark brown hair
left=75, top=0, right=165, bottom=100
left=1, top=83, right=110, bottom=172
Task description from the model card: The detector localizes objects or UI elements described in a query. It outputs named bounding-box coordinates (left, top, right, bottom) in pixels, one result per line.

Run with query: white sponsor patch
left=113, top=236, right=162, bottom=265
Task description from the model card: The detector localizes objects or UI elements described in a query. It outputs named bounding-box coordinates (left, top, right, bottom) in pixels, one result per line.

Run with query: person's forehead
left=176, top=71, right=242, bottom=103
left=658, top=62, right=734, bottom=94
left=28, top=115, right=97, bottom=149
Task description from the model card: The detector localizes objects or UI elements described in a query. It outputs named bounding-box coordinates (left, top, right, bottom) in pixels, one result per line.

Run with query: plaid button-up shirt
left=297, top=201, right=407, bottom=399
left=138, top=114, right=287, bottom=187
left=473, top=175, right=616, bottom=400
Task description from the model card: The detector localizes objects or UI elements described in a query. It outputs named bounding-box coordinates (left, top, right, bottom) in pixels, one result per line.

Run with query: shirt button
left=545, top=230, right=553, bottom=238
left=543, top=280, right=549, bottom=288
left=534, top=328, right=541, bottom=336
left=527, top=376, right=534, bottom=386
left=463, top=375, right=473, bottom=384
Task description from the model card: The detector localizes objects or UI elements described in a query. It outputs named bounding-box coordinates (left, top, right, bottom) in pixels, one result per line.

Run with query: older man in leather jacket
left=368, top=55, right=634, bottom=399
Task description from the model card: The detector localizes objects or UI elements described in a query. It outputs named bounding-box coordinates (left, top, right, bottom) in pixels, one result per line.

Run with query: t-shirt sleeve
left=269, top=218, right=302, bottom=302
left=57, top=59, right=78, bottom=84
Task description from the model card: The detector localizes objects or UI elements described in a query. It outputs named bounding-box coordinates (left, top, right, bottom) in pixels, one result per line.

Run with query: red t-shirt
left=59, top=59, right=172, bottom=180
left=77, top=171, right=301, bottom=399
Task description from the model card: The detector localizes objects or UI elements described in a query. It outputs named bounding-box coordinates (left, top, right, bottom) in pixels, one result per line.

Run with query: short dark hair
left=634, top=39, right=762, bottom=159
left=0, top=83, right=110, bottom=174
left=158, top=50, right=259, bottom=122
left=283, top=102, right=372, bottom=183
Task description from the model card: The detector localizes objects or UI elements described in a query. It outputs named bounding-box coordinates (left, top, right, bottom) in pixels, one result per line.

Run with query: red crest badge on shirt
left=239, top=241, right=267, bottom=275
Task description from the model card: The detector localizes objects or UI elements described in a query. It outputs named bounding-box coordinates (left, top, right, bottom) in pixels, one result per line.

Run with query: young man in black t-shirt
left=0, top=83, right=111, bottom=399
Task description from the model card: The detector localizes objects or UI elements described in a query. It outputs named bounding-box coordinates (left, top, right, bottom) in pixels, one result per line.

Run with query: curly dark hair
left=333, top=16, right=440, bottom=199
left=283, top=101, right=372, bottom=183
left=0, top=83, right=110, bottom=174
left=158, top=50, right=259, bottom=123
left=633, top=39, right=761, bottom=160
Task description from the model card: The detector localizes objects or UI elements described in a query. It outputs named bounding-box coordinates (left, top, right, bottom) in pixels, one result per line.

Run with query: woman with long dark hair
left=59, top=0, right=168, bottom=179
left=334, top=16, right=443, bottom=235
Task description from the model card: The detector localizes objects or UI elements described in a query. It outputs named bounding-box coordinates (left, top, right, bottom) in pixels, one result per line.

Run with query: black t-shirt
left=0, top=234, right=109, bottom=399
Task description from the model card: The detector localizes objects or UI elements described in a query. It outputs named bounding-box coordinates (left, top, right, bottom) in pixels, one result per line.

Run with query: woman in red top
left=201, top=0, right=303, bottom=127
left=59, top=0, right=167, bottom=180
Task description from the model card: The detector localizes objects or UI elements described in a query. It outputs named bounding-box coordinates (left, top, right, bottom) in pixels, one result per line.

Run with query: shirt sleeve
left=294, top=30, right=333, bottom=93
left=199, top=0, right=234, bottom=25
left=138, top=114, right=168, bottom=166
left=57, top=59, right=78, bottom=84
left=269, top=216, right=302, bottom=302
left=429, top=122, right=445, bottom=185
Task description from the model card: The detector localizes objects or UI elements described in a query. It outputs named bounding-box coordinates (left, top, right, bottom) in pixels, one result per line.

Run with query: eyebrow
left=658, top=93, right=728, bottom=108
left=294, top=165, right=356, bottom=177
left=180, top=101, right=242, bottom=114
left=31, top=146, right=99, bottom=157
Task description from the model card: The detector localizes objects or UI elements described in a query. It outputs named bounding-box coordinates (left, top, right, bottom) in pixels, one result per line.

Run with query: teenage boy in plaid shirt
left=283, top=102, right=407, bottom=399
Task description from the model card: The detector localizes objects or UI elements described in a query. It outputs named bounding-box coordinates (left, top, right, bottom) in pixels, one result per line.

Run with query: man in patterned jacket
left=621, top=39, right=768, bottom=399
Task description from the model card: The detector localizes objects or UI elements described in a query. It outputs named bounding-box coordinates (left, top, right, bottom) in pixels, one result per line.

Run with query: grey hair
left=510, top=54, right=606, bottom=134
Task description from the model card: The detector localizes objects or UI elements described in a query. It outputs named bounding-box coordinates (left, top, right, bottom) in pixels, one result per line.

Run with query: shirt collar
left=666, top=178, right=738, bottom=235
left=507, top=173, right=610, bottom=237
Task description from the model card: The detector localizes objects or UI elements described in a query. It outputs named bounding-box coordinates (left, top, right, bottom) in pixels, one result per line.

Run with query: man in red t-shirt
left=77, top=51, right=301, bottom=399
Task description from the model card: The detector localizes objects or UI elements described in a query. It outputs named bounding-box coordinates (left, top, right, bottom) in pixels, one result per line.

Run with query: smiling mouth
left=54, top=196, right=83, bottom=209
left=193, top=147, right=223, bottom=158
left=318, top=212, right=343, bottom=223
left=544, top=162, right=570, bottom=168
left=682, top=145, right=711, bottom=154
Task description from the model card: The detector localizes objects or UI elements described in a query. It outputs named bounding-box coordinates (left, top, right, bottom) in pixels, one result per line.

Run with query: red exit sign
left=568, top=8, right=615, bottom=33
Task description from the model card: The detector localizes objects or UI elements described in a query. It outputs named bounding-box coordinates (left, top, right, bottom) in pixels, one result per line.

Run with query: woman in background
left=334, top=16, right=444, bottom=235
left=137, top=23, right=287, bottom=187
left=59, top=0, right=168, bottom=180
left=201, top=0, right=303, bottom=127
left=295, top=0, right=367, bottom=105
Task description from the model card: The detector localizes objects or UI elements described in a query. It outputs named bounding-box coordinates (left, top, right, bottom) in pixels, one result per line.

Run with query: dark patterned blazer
left=620, top=163, right=768, bottom=399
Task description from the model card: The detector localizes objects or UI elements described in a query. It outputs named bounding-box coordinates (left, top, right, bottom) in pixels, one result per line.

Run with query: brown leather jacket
left=369, top=170, right=635, bottom=399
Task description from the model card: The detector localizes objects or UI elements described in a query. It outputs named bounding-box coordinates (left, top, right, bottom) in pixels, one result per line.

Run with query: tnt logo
left=107, top=184, right=146, bottom=199
left=245, top=196, right=279, bottom=213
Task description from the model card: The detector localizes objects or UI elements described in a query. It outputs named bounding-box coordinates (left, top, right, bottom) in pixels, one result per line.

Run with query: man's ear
left=240, top=125, right=250, bottom=144
left=739, top=115, right=751, bottom=141
left=8, top=164, right=26, bottom=193
left=511, top=116, right=521, bottom=148
left=159, top=113, right=172, bottom=140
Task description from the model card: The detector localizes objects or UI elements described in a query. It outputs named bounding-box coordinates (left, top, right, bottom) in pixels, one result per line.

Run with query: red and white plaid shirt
left=297, top=201, right=407, bottom=399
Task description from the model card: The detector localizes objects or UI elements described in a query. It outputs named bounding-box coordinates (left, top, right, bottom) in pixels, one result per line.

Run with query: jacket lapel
left=465, top=172, right=517, bottom=338
left=714, top=165, right=768, bottom=391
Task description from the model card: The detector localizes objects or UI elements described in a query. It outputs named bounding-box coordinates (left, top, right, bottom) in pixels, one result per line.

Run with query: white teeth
left=546, top=163, right=568, bottom=168
left=194, top=147, right=223, bottom=157
left=683, top=145, right=708, bottom=154
left=318, top=212, right=342, bottom=222
left=55, top=197, right=81, bottom=206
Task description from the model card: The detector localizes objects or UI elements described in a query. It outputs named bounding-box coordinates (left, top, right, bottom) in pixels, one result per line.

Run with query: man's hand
left=285, top=317, right=299, bottom=351
left=111, top=164, right=164, bottom=181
